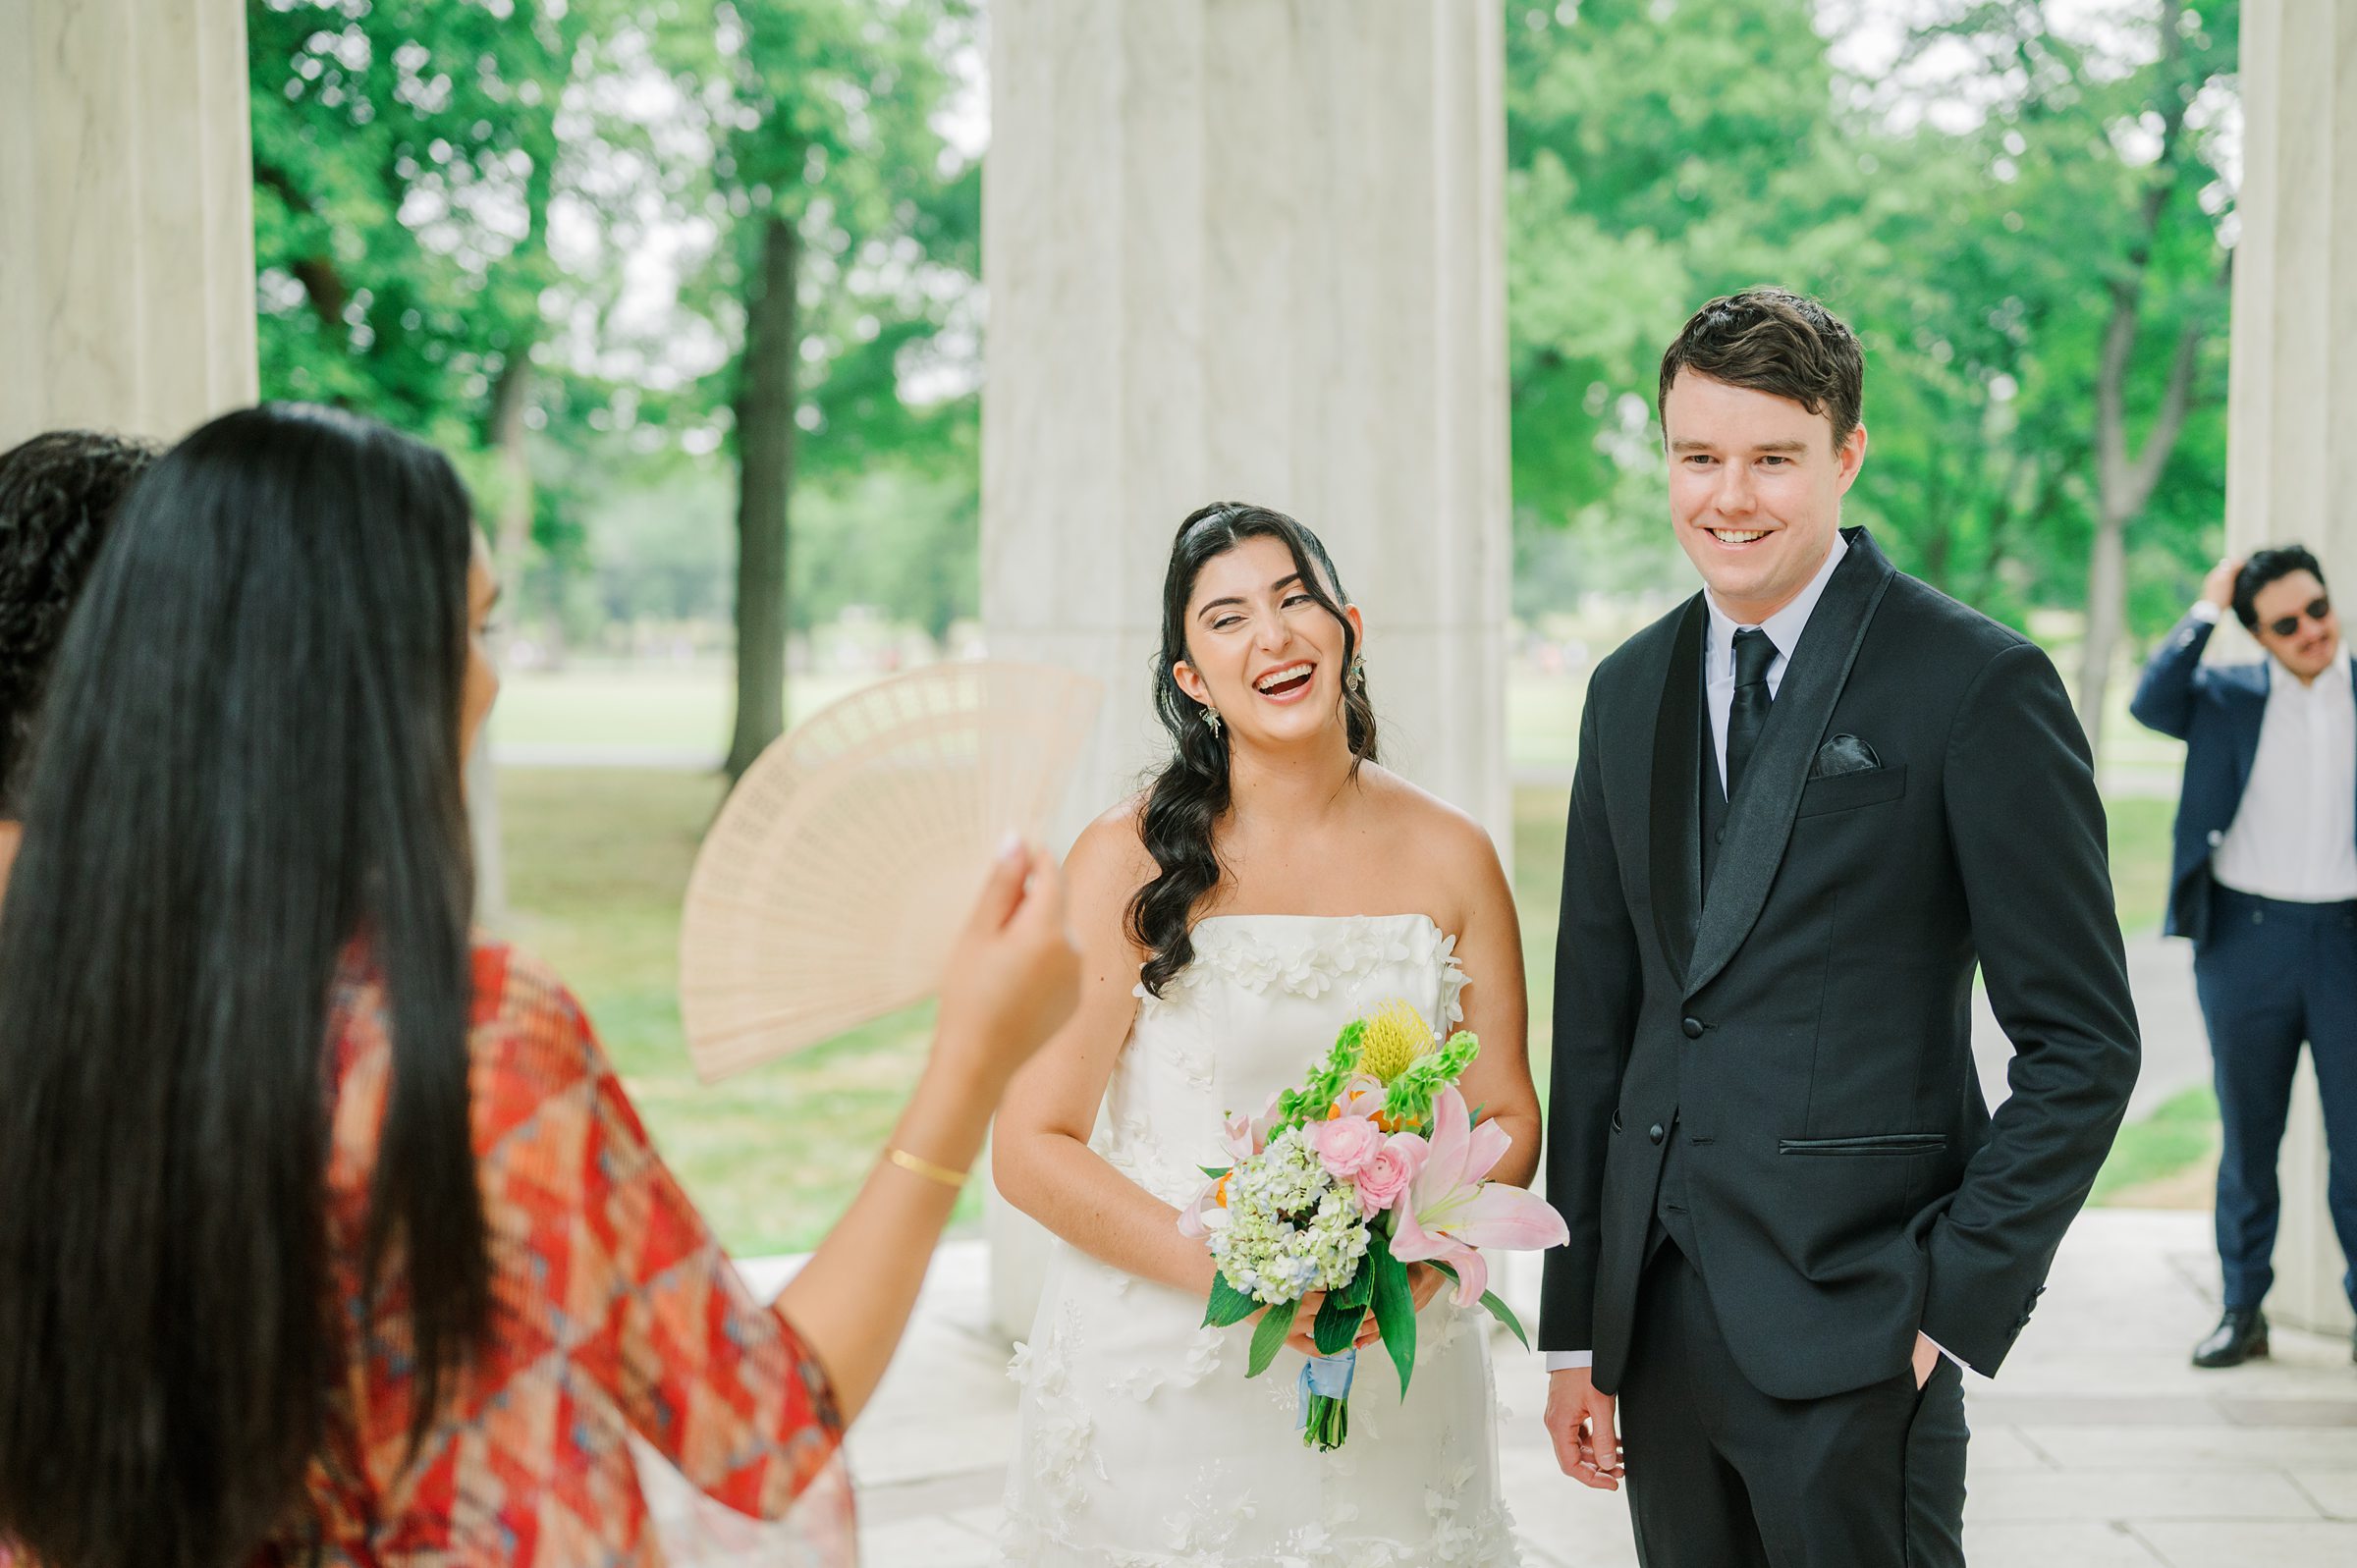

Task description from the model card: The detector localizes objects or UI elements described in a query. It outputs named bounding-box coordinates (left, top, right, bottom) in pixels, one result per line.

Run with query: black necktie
left=1726, top=627, right=1777, bottom=799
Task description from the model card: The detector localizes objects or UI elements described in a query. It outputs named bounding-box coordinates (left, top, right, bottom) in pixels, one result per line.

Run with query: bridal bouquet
left=1177, top=1002, right=1567, bottom=1450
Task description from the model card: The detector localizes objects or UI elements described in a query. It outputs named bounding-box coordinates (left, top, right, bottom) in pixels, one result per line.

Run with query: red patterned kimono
left=272, top=939, right=853, bottom=1565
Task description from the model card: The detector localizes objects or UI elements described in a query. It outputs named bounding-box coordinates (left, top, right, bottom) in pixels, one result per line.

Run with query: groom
left=1537, top=289, right=2141, bottom=1564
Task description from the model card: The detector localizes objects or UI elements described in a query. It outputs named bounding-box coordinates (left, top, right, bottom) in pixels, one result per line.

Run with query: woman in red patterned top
left=0, top=405, right=1078, bottom=1568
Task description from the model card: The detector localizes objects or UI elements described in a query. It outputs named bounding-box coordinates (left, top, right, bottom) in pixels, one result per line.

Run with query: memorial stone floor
left=712, top=939, right=2354, bottom=1567
left=730, top=1209, right=2357, bottom=1568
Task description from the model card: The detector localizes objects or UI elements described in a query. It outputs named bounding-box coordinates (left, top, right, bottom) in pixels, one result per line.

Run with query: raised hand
left=933, top=838, right=1081, bottom=1092
left=2203, top=555, right=2244, bottom=611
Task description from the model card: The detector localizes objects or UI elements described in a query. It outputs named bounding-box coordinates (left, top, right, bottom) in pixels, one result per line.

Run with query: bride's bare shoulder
left=1065, top=794, right=1161, bottom=901
left=1355, top=764, right=1498, bottom=859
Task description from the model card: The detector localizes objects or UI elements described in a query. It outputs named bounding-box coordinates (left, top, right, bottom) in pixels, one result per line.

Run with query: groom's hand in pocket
left=1545, top=1368, right=1622, bottom=1491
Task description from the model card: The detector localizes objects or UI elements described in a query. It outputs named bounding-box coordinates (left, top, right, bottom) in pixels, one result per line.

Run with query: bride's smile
left=1170, top=533, right=1364, bottom=750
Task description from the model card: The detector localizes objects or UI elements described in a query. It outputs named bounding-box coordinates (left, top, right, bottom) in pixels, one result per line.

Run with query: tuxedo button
left=2208, top=830, right=2224, bottom=846
left=1681, top=1016, right=1705, bottom=1040
left=1648, top=1123, right=1666, bottom=1145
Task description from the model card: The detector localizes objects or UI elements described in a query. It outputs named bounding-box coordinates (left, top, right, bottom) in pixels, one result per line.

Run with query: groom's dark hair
left=1659, top=288, right=1865, bottom=448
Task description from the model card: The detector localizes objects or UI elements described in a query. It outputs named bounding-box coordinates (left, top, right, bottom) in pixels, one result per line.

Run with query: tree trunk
left=2071, top=0, right=2207, bottom=762
left=2077, top=298, right=2202, bottom=761
left=487, top=345, right=536, bottom=579
left=466, top=344, right=537, bottom=930
left=726, top=213, right=799, bottom=783
left=2076, top=506, right=2130, bottom=760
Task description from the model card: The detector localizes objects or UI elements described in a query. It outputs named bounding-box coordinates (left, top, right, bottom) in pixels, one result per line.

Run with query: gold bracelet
left=885, top=1146, right=968, bottom=1190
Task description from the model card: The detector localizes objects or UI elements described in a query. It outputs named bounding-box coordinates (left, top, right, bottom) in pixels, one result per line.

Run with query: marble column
left=980, top=0, right=1509, bottom=1336
left=0, top=0, right=258, bottom=451
left=2216, top=0, right=2356, bottom=1337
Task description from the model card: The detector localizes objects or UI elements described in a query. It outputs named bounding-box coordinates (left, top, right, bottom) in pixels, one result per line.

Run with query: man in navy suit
left=2131, top=546, right=2357, bottom=1367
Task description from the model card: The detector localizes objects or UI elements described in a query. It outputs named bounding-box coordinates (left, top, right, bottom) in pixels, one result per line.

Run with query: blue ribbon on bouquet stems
left=1298, top=1348, right=1356, bottom=1450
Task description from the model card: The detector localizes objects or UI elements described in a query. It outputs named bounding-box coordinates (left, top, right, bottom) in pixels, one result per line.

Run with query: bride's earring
left=1203, top=706, right=1223, bottom=737
left=1349, top=656, right=1366, bottom=693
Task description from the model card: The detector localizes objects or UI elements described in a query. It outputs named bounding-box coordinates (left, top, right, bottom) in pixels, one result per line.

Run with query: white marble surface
left=0, top=0, right=257, bottom=450
left=769, top=1211, right=2357, bottom=1568
left=2219, top=0, right=2357, bottom=1339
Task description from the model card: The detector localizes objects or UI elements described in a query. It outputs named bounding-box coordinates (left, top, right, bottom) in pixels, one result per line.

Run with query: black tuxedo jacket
left=1538, top=528, right=2140, bottom=1401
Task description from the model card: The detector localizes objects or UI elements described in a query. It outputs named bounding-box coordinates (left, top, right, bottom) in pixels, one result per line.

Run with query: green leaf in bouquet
left=1198, top=1165, right=1232, bottom=1179
left=1431, top=1260, right=1531, bottom=1349
left=1246, top=1299, right=1296, bottom=1379
left=1312, top=1290, right=1363, bottom=1355
left=1367, top=1229, right=1417, bottom=1395
left=1203, top=1272, right=1261, bottom=1329
left=1333, top=1260, right=1375, bottom=1311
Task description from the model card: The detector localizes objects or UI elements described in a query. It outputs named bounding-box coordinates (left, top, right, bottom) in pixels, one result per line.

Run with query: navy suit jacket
left=2128, top=612, right=2357, bottom=943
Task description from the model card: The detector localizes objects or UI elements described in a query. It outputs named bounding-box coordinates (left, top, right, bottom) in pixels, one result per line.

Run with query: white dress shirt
left=1546, top=532, right=1962, bottom=1378
left=1701, top=533, right=1850, bottom=793
left=2195, top=602, right=2357, bottom=902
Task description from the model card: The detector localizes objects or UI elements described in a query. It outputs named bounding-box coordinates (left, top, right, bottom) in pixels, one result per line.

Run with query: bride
left=991, top=503, right=1542, bottom=1566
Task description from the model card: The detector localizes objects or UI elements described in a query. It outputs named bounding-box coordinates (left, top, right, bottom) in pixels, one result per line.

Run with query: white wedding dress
left=997, top=913, right=1520, bottom=1568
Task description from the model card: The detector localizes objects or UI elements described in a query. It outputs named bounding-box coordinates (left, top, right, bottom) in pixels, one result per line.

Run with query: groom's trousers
left=1619, top=1239, right=1968, bottom=1568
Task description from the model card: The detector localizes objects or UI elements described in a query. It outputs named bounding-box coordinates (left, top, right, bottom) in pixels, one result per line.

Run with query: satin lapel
left=1647, top=595, right=1708, bottom=989
left=1682, top=529, right=1897, bottom=1000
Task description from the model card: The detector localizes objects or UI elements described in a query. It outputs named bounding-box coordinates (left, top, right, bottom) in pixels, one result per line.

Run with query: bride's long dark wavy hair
left=0, top=405, right=488, bottom=1568
left=1128, top=503, right=1379, bottom=997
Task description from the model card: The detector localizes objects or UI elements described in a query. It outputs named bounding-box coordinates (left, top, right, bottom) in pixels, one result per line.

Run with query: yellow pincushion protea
left=1355, top=1000, right=1435, bottom=1084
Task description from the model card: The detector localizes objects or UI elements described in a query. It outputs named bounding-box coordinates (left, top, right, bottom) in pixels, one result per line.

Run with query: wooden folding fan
left=679, top=660, right=1103, bottom=1080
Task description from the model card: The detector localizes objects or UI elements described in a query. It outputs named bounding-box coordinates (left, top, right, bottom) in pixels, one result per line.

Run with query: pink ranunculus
left=1304, top=1112, right=1385, bottom=1179
left=1388, top=1087, right=1570, bottom=1304
left=1353, top=1133, right=1424, bottom=1216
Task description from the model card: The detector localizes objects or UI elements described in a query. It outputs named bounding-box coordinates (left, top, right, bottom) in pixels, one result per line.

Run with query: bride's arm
left=1449, top=817, right=1542, bottom=1190
left=991, top=809, right=1221, bottom=1297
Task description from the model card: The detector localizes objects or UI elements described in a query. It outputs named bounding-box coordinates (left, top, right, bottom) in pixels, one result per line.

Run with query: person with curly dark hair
left=0, top=429, right=155, bottom=887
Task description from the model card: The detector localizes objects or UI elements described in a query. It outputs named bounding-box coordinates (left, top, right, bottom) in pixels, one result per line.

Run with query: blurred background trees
left=248, top=0, right=2239, bottom=760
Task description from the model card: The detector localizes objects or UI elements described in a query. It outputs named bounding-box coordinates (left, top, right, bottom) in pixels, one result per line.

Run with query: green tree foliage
left=247, top=0, right=578, bottom=435
left=650, top=0, right=981, bottom=778
left=1505, top=0, right=2235, bottom=704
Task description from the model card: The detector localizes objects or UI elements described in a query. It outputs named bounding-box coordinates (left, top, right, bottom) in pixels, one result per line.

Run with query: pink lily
left=1222, top=1091, right=1283, bottom=1162
left=1331, top=1073, right=1386, bottom=1120
left=1386, top=1088, right=1568, bottom=1304
left=1178, top=1092, right=1285, bottom=1239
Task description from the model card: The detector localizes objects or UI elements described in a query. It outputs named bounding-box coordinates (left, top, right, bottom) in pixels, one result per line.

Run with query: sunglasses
left=2264, top=596, right=2332, bottom=639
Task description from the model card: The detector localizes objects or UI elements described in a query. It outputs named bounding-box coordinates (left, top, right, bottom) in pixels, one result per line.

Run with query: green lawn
left=2090, top=1085, right=2220, bottom=1208
left=494, top=768, right=965, bottom=1255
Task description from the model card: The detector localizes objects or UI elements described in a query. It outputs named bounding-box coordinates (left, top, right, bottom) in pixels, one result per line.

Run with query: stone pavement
left=751, top=1206, right=2356, bottom=1568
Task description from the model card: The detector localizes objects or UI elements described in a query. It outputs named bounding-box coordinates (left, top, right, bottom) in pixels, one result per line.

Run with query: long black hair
left=1128, top=503, right=1378, bottom=997
left=0, top=405, right=489, bottom=1568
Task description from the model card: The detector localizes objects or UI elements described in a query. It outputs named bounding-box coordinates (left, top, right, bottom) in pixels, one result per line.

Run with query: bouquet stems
left=1297, top=1348, right=1356, bottom=1452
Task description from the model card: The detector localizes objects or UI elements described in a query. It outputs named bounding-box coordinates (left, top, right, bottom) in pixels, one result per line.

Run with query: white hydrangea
left=1208, top=1127, right=1373, bottom=1305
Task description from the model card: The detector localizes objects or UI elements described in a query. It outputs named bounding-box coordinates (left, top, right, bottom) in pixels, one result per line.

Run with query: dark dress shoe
left=2192, top=1307, right=2269, bottom=1368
